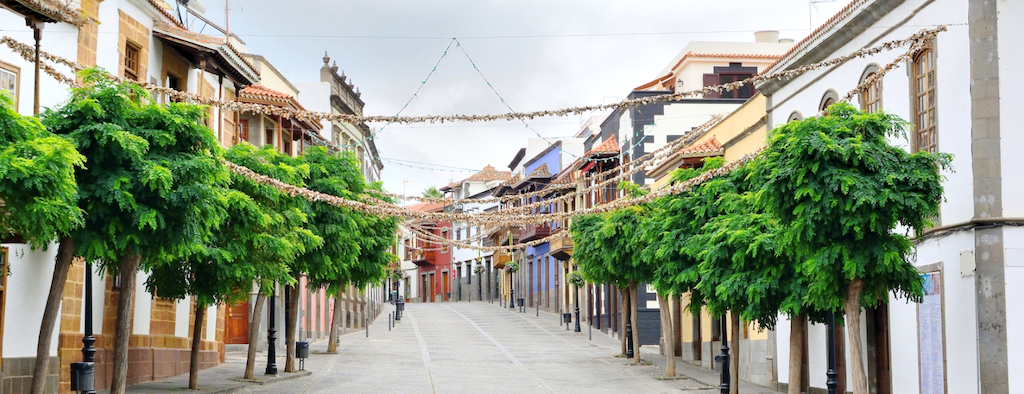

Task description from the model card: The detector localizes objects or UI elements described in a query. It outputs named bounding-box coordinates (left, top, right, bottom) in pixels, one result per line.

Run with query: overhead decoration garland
left=4, top=26, right=944, bottom=125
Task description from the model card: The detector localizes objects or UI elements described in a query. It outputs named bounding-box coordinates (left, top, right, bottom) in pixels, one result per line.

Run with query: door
left=421, top=275, right=428, bottom=303
left=868, top=306, right=892, bottom=394
left=692, top=313, right=702, bottom=361
left=443, top=272, right=450, bottom=301
left=429, top=273, right=435, bottom=302
left=225, top=301, right=250, bottom=344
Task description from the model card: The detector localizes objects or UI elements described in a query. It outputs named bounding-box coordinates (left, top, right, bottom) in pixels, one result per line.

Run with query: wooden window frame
left=0, top=60, right=22, bottom=107
left=124, top=41, right=141, bottom=81
left=911, top=43, right=938, bottom=154
left=239, top=119, right=250, bottom=142
left=440, top=230, right=449, bottom=253
left=859, top=64, right=883, bottom=113
left=820, top=89, right=840, bottom=112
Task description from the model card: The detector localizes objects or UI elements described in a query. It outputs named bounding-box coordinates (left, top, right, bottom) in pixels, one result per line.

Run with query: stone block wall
left=2, top=357, right=59, bottom=394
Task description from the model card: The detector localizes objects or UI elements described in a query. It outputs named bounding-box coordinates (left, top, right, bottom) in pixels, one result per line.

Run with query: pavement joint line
left=404, top=308, right=440, bottom=394
left=508, top=307, right=584, bottom=349
left=443, top=305, right=522, bottom=365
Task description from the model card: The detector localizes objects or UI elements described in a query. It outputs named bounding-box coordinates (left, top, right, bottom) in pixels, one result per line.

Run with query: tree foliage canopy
left=753, top=102, right=950, bottom=310
left=0, top=93, right=84, bottom=248
left=42, top=70, right=230, bottom=271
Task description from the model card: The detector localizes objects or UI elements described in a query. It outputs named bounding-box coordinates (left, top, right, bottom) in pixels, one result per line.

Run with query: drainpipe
left=27, top=18, right=43, bottom=114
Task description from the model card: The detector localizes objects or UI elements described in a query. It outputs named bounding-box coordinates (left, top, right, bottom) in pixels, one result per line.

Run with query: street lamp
left=826, top=311, right=839, bottom=394
left=573, top=283, right=581, bottom=333
left=265, top=283, right=278, bottom=375
left=715, top=316, right=730, bottom=394
left=70, top=261, right=96, bottom=394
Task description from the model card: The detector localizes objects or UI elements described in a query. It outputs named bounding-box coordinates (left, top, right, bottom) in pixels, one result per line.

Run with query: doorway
left=225, top=300, right=250, bottom=344
left=867, top=306, right=892, bottom=394
left=429, top=272, right=436, bottom=302
left=442, top=271, right=450, bottom=301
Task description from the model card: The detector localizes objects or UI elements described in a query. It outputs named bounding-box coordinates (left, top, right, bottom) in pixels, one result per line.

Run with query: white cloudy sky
left=199, top=0, right=845, bottom=196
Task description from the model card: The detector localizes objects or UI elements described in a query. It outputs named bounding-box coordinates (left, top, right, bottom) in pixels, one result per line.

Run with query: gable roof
left=646, top=136, right=725, bottom=179
left=439, top=165, right=513, bottom=192
left=512, top=163, right=552, bottom=189
left=760, top=0, right=870, bottom=78
left=586, top=135, right=619, bottom=156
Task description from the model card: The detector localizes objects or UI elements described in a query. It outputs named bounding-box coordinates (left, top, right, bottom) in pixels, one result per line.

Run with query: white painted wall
left=998, top=0, right=1024, bottom=219
left=131, top=270, right=151, bottom=335
left=1003, top=227, right=1024, bottom=393
left=174, top=298, right=190, bottom=338
left=205, top=305, right=217, bottom=341
left=1, top=244, right=62, bottom=357
left=0, top=9, right=79, bottom=115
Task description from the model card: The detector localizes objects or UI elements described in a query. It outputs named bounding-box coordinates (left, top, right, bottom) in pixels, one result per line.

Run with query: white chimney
left=754, top=30, right=780, bottom=43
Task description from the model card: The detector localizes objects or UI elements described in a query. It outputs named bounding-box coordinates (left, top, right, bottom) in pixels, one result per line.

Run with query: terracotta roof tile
left=760, top=0, right=868, bottom=77
left=586, top=135, right=620, bottom=156
left=407, top=202, right=447, bottom=212
left=678, top=136, right=723, bottom=156
left=239, top=85, right=293, bottom=100
left=466, top=165, right=512, bottom=182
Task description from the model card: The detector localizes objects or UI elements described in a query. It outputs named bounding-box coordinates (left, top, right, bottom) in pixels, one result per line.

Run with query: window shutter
left=703, top=73, right=720, bottom=99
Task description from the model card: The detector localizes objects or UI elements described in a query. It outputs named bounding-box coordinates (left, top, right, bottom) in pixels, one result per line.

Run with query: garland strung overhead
left=2, top=26, right=945, bottom=125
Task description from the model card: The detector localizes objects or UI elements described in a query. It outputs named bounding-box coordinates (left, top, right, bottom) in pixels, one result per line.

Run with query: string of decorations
left=376, top=114, right=726, bottom=207
left=6, top=26, right=945, bottom=127
left=14, top=0, right=88, bottom=26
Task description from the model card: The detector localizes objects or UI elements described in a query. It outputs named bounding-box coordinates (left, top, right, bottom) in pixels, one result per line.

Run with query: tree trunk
left=658, top=294, right=676, bottom=377
left=788, top=314, right=805, bottom=394
left=619, top=287, right=628, bottom=356
left=189, top=302, right=205, bottom=390
left=30, top=237, right=74, bottom=394
left=243, top=292, right=266, bottom=380
left=845, top=279, right=867, bottom=394
left=731, top=312, right=740, bottom=394
left=108, top=251, right=141, bottom=394
left=327, top=285, right=344, bottom=354
left=284, top=284, right=299, bottom=372
left=630, top=282, right=641, bottom=365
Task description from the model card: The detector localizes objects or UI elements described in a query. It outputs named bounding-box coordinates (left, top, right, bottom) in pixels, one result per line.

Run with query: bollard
left=388, top=313, right=392, bottom=331
left=589, top=320, right=592, bottom=341
left=365, top=317, right=369, bottom=338
left=537, top=302, right=539, bottom=317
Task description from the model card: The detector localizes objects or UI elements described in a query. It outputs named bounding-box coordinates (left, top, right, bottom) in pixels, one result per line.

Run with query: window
left=912, top=47, right=937, bottom=153
left=124, top=41, right=141, bottom=81
left=859, top=65, right=883, bottom=113
left=441, top=230, right=449, bottom=253
left=1, top=61, right=20, bottom=105
left=239, top=119, right=250, bottom=142
left=788, top=111, right=804, bottom=122
left=703, top=63, right=757, bottom=99
left=820, top=90, right=839, bottom=112
left=265, top=127, right=275, bottom=148
left=456, top=228, right=462, bottom=241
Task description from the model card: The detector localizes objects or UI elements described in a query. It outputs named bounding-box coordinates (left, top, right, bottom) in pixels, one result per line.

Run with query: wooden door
left=443, top=272, right=450, bottom=301
left=225, top=301, right=249, bottom=344
left=868, top=306, right=892, bottom=394
left=429, top=273, right=435, bottom=302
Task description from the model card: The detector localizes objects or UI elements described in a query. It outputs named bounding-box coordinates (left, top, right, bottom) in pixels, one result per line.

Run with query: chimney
left=754, top=30, right=780, bottom=43
left=779, top=38, right=795, bottom=44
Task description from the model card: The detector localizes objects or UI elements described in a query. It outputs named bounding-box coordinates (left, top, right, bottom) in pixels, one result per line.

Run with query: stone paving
left=122, top=300, right=782, bottom=394
left=235, top=301, right=781, bottom=394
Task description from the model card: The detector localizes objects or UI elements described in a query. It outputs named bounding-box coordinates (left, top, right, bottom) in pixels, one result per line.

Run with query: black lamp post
left=573, top=284, right=581, bottom=333
left=716, top=317, right=730, bottom=394
left=70, top=261, right=96, bottom=394
left=477, top=268, right=482, bottom=301
left=826, top=311, right=839, bottom=394
left=265, top=284, right=278, bottom=375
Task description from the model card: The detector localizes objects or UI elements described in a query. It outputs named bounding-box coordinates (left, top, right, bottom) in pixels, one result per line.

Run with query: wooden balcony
left=411, top=249, right=436, bottom=266
left=520, top=222, right=551, bottom=242
left=500, top=227, right=520, bottom=246
left=550, top=234, right=573, bottom=261
left=493, top=253, right=512, bottom=268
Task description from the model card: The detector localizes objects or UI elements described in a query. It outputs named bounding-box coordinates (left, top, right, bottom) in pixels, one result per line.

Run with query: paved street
left=238, top=301, right=774, bottom=394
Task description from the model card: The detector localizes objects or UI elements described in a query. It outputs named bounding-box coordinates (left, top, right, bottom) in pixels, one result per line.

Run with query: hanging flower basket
left=474, top=265, right=486, bottom=275
left=504, top=262, right=519, bottom=273
left=567, top=271, right=585, bottom=287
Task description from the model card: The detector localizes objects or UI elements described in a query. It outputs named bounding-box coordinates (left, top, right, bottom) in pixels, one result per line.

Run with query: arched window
left=912, top=46, right=937, bottom=153
left=788, top=111, right=804, bottom=122
left=819, top=89, right=840, bottom=112
left=859, top=64, right=883, bottom=113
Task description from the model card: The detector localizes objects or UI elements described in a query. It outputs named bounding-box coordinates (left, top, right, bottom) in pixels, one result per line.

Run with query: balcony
left=411, top=249, right=436, bottom=266
left=500, top=227, right=520, bottom=246
left=520, top=222, right=551, bottom=243
left=493, top=253, right=512, bottom=268
left=550, top=234, right=573, bottom=261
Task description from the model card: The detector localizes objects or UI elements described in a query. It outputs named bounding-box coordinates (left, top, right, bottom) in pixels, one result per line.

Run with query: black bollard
left=626, top=320, right=635, bottom=359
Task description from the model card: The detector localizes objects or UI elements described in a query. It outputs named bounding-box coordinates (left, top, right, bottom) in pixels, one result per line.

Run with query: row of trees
left=0, top=70, right=399, bottom=394
left=570, top=103, right=949, bottom=394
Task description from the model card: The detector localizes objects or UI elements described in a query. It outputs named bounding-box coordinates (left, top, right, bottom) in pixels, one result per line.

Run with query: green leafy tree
left=145, top=143, right=322, bottom=388
left=643, top=158, right=724, bottom=378
left=42, top=69, right=230, bottom=394
left=421, top=185, right=443, bottom=199
left=571, top=182, right=653, bottom=365
left=288, top=146, right=365, bottom=368
left=0, top=93, right=86, bottom=394
left=754, top=102, right=949, bottom=394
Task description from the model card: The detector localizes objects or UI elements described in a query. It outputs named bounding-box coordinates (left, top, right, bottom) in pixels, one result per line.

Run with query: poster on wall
left=918, top=271, right=945, bottom=394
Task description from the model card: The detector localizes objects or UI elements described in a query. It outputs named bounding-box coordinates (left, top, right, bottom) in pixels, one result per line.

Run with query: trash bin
left=295, top=341, right=309, bottom=359
left=395, top=300, right=405, bottom=321
left=563, top=313, right=572, bottom=324
left=517, top=298, right=525, bottom=307
left=70, top=362, right=95, bottom=392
